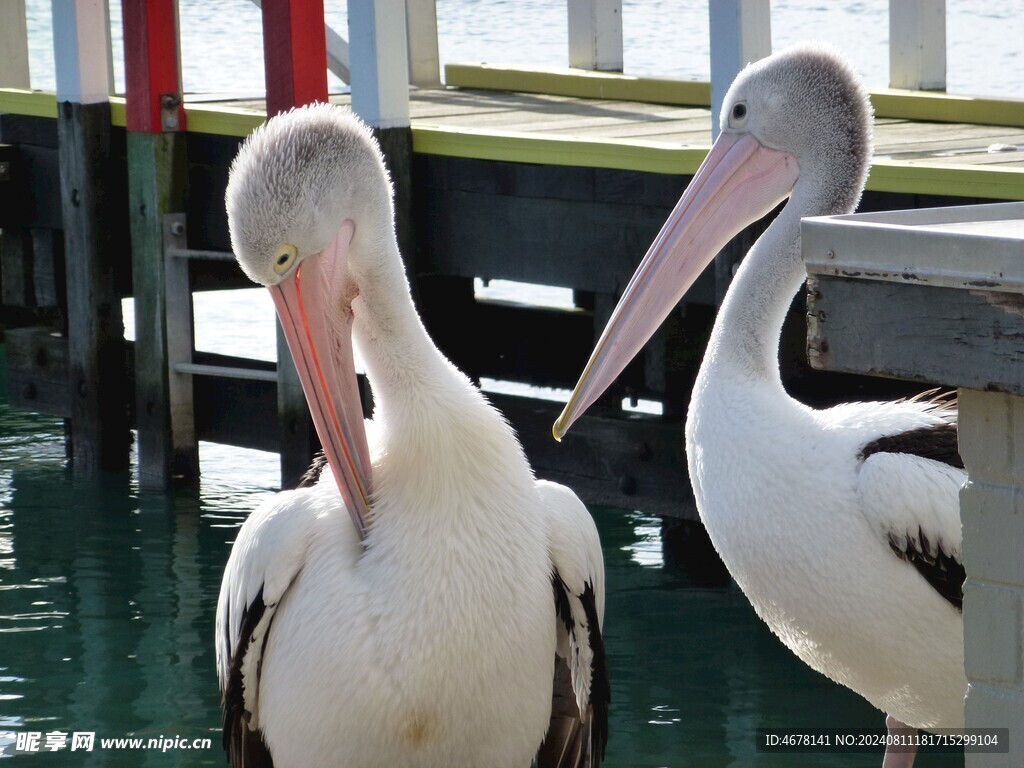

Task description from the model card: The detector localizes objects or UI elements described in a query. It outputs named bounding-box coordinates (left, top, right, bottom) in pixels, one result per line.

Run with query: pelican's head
left=226, top=104, right=386, bottom=535
left=227, top=103, right=393, bottom=287
left=553, top=43, right=873, bottom=440
left=719, top=43, right=872, bottom=214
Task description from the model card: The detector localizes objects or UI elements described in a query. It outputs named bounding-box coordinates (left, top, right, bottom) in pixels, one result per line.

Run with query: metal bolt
left=826, top=249, right=835, bottom=260
left=160, top=94, right=180, bottom=109
left=170, top=221, right=186, bottom=237
left=71, top=189, right=81, bottom=207
left=163, top=115, right=179, bottom=130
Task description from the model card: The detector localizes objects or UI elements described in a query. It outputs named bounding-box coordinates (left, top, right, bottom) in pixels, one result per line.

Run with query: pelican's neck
left=702, top=197, right=804, bottom=389
left=700, top=177, right=856, bottom=393
left=350, top=232, right=493, bottom=441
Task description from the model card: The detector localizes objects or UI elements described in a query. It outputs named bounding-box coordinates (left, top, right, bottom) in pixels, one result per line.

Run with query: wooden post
left=889, top=0, right=946, bottom=91
left=406, top=0, right=441, bottom=88
left=261, top=0, right=330, bottom=487
left=53, top=0, right=130, bottom=472
left=53, top=0, right=131, bottom=473
left=708, top=0, right=770, bottom=141
left=123, top=0, right=196, bottom=487
left=349, top=0, right=415, bottom=293
left=567, top=0, right=623, bottom=72
left=960, top=390, right=1024, bottom=765
left=0, top=0, right=30, bottom=88
left=708, top=0, right=770, bottom=304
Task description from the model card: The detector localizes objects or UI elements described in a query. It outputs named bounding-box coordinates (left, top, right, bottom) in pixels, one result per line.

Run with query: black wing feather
left=860, top=420, right=965, bottom=612
left=541, top=574, right=609, bottom=768
left=222, top=586, right=275, bottom=768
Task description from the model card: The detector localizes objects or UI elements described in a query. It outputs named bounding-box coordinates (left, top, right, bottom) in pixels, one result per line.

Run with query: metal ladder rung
left=173, top=362, right=277, bottom=382
left=167, top=247, right=236, bottom=262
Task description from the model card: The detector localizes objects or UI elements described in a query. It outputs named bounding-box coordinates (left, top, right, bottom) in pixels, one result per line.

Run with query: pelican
left=554, top=44, right=964, bottom=767
left=215, top=104, right=609, bottom=768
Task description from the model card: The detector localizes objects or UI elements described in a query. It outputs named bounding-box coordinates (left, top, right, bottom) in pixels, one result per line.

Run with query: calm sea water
left=0, top=350, right=967, bottom=767
left=2, top=1, right=993, bottom=765
left=21, top=0, right=1024, bottom=98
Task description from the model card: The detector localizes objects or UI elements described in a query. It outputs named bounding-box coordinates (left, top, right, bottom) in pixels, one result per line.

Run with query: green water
left=0, top=347, right=963, bottom=767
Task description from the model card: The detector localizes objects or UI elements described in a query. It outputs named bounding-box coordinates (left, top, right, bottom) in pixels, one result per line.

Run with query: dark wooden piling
left=123, top=0, right=197, bottom=487
left=52, top=0, right=131, bottom=473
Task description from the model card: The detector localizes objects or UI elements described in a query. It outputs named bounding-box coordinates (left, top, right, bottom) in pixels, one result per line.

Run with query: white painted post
left=348, top=0, right=410, bottom=128
left=567, top=0, right=623, bottom=72
left=53, top=0, right=112, bottom=103
left=0, top=0, right=31, bottom=88
left=960, top=390, right=1024, bottom=766
left=889, top=0, right=946, bottom=91
left=406, top=0, right=441, bottom=88
left=708, top=0, right=771, bottom=140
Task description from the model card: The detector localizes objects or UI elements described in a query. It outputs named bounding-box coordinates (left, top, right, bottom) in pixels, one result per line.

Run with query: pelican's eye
left=274, top=244, right=298, bottom=275
left=730, top=101, right=748, bottom=126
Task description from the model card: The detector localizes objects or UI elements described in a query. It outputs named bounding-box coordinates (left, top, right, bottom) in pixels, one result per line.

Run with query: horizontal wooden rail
left=445, top=64, right=1024, bottom=128
left=444, top=63, right=710, bottom=106
left=3, top=86, right=1024, bottom=199
left=173, top=362, right=278, bottom=382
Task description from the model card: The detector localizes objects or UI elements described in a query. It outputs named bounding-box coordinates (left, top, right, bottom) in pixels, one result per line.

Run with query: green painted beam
left=411, top=124, right=709, bottom=175
left=445, top=64, right=1024, bottom=127
left=445, top=63, right=710, bottom=106
left=870, top=88, right=1024, bottom=128
left=866, top=160, right=1024, bottom=200
left=3, top=87, right=1022, bottom=199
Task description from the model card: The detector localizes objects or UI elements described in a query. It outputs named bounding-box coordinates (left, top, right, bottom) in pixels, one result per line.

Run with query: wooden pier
left=1, top=0, right=1023, bottom=520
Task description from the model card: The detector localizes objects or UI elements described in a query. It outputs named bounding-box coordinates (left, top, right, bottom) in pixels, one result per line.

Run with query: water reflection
left=0, top=347, right=963, bottom=766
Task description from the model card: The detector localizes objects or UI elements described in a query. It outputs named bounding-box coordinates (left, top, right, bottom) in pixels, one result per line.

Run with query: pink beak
left=553, top=132, right=799, bottom=440
left=270, top=220, right=373, bottom=538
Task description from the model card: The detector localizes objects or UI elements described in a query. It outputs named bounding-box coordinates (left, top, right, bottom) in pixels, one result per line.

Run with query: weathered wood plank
left=807, top=276, right=1024, bottom=396
left=1, top=228, right=33, bottom=307
left=126, top=131, right=193, bottom=485
left=415, top=184, right=716, bottom=304
left=163, top=213, right=199, bottom=479
left=57, top=100, right=131, bottom=471
left=491, top=392, right=695, bottom=520
left=6, top=326, right=73, bottom=416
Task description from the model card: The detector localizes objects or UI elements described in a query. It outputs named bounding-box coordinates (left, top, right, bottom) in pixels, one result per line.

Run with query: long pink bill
left=552, top=131, right=799, bottom=440
left=270, top=220, right=373, bottom=539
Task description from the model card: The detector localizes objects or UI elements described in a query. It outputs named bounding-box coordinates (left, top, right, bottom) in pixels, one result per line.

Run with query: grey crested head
left=722, top=42, right=874, bottom=215
left=225, top=103, right=393, bottom=286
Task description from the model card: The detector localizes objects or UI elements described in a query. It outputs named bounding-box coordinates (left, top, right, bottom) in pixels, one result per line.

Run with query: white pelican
left=216, top=104, right=609, bottom=768
left=554, top=44, right=965, bottom=768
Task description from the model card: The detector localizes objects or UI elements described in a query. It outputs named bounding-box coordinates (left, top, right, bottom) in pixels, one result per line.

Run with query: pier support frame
left=960, top=390, right=1024, bottom=766
left=350, top=0, right=415, bottom=288
left=123, top=0, right=197, bottom=488
left=889, top=0, right=946, bottom=91
left=0, top=0, right=30, bottom=89
left=567, top=0, right=623, bottom=72
left=708, top=0, right=771, bottom=304
left=54, top=0, right=131, bottom=472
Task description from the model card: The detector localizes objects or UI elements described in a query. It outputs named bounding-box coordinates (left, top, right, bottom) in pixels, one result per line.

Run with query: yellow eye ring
left=273, top=244, right=298, bottom=275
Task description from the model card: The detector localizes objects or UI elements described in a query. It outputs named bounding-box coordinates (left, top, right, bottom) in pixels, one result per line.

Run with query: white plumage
left=217, top=104, right=608, bottom=768
left=555, top=44, right=965, bottom=767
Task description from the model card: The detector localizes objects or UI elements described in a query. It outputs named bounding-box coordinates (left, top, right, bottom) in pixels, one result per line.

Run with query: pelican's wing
left=856, top=418, right=966, bottom=610
left=215, top=488, right=322, bottom=768
left=537, top=480, right=610, bottom=768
